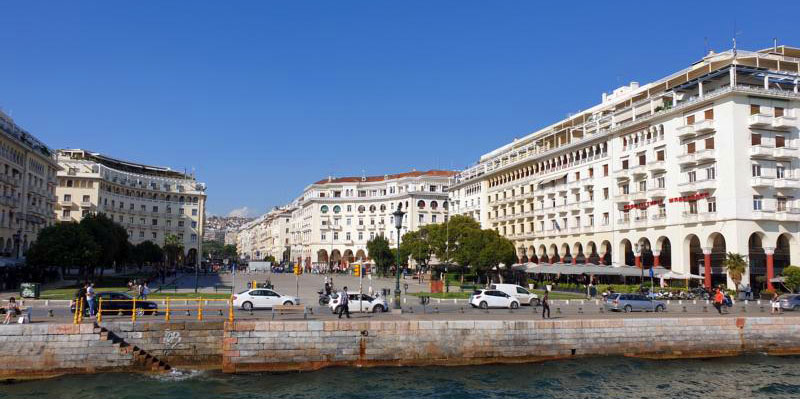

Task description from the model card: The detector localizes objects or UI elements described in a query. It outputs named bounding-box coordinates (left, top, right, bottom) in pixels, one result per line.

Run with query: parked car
left=469, top=289, right=520, bottom=309
left=328, top=292, right=388, bottom=313
left=604, top=293, right=666, bottom=312
left=489, top=284, right=540, bottom=306
left=70, top=292, right=158, bottom=315
left=233, top=289, right=299, bottom=311
left=779, top=294, right=800, bottom=311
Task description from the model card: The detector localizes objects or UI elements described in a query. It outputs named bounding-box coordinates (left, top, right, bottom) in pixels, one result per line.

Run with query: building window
left=419, top=214, right=424, bottom=223
left=777, top=197, right=787, bottom=212
left=775, top=107, right=785, bottom=117
left=346, top=232, right=351, bottom=240
left=688, top=171, right=696, bottom=183
left=358, top=232, right=363, bottom=240
left=656, top=150, right=665, bottom=161
left=151, top=219, right=158, bottom=226
left=191, top=234, right=197, bottom=242
left=152, top=232, right=157, bottom=239
left=333, top=205, right=341, bottom=213
left=321, top=205, right=329, bottom=214
left=688, top=201, right=698, bottom=215
left=777, top=165, right=786, bottom=179
left=657, top=176, right=665, bottom=188
left=750, top=104, right=761, bottom=115
left=139, top=231, right=144, bottom=238
left=751, top=133, right=762, bottom=146
left=776, top=135, right=785, bottom=148
left=706, top=166, right=716, bottom=180
left=191, top=221, right=197, bottom=228
left=686, top=142, right=696, bottom=154
left=321, top=233, right=326, bottom=240
left=192, top=209, right=198, bottom=216
left=603, top=164, right=608, bottom=176
left=417, top=200, right=426, bottom=208
left=432, top=215, right=437, bottom=223
left=705, top=137, right=714, bottom=150
left=603, top=187, right=609, bottom=199
left=708, top=198, right=717, bottom=213
left=753, top=196, right=763, bottom=211
left=752, top=164, right=762, bottom=177
left=358, top=205, right=365, bottom=213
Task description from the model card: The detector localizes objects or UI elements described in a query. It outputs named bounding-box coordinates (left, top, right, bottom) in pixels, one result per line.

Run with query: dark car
left=70, top=292, right=158, bottom=316
left=779, top=294, right=800, bottom=311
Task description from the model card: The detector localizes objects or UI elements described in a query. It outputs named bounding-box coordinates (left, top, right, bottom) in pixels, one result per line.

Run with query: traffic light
left=353, top=264, right=361, bottom=278
left=294, top=264, right=301, bottom=275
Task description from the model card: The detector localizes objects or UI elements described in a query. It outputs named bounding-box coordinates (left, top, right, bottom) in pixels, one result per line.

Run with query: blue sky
left=1, top=1, right=799, bottom=216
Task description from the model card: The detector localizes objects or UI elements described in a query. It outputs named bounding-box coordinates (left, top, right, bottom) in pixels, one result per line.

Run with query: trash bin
left=20, top=282, right=40, bottom=299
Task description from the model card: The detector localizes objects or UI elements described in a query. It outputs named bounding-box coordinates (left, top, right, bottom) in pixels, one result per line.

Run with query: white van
left=489, top=284, right=540, bottom=306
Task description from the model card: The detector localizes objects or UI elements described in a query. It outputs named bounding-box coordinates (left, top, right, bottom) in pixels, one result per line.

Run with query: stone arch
left=331, top=249, right=342, bottom=266
left=343, top=249, right=355, bottom=264
left=600, top=240, right=612, bottom=265
left=708, top=232, right=727, bottom=287
left=748, top=232, right=767, bottom=289
left=549, top=244, right=560, bottom=263
left=638, top=237, right=653, bottom=268
left=656, top=236, right=672, bottom=269
left=317, top=249, right=329, bottom=263
left=560, top=243, right=572, bottom=263
left=684, top=234, right=703, bottom=277
left=185, top=248, right=197, bottom=266
left=355, top=249, right=367, bottom=261
left=573, top=242, right=585, bottom=264
left=538, top=245, right=547, bottom=263
left=619, top=239, right=634, bottom=266
left=586, top=241, right=600, bottom=264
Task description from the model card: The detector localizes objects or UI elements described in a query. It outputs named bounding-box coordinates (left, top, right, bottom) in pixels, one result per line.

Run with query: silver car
left=604, top=293, right=666, bottom=312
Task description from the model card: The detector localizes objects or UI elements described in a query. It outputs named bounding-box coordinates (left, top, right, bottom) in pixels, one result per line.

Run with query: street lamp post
left=12, top=230, right=21, bottom=259
left=392, top=206, right=405, bottom=310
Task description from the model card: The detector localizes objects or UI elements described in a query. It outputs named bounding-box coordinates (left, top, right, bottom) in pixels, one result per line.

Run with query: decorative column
left=652, top=251, right=661, bottom=267
left=765, top=247, right=775, bottom=291
left=703, top=247, right=712, bottom=289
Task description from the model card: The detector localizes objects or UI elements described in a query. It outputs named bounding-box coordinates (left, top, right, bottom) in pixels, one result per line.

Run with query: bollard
left=132, top=298, right=137, bottom=322
left=228, top=299, right=235, bottom=323
left=48, top=309, right=54, bottom=318
left=197, top=298, right=203, bottom=321
left=703, top=306, right=708, bottom=312
left=408, top=306, right=414, bottom=313
left=187, top=309, right=192, bottom=316
left=434, top=306, right=439, bottom=314
left=760, top=306, right=765, bottom=313
left=459, top=307, right=464, bottom=313
left=97, top=299, right=103, bottom=323
left=682, top=306, right=687, bottom=313
left=165, top=298, right=171, bottom=322
left=577, top=307, right=583, bottom=314
left=556, top=307, right=562, bottom=314
left=741, top=306, right=747, bottom=313
left=218, top=309, right=224, bottom=316
left=599, top=306, right=604, bottom=313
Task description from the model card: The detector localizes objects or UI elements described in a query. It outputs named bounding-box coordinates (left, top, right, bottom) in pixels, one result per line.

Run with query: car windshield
left=473, top=290, right=483, bottom=295
left=779, top=295, right=793, bottom=300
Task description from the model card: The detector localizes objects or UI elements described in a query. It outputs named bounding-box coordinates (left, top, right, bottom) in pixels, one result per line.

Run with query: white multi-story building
left=55, top=149, right=207, bottom=265
left=450, top=45, right=800, bottom=290
left=0, top=110, right=59, bottom=259
left=238, top=170, right=455, bottom=268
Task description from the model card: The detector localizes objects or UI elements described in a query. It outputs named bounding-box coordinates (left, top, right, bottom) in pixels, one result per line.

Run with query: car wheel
left=510, top=301, right=519, bottom=309
left=623, top=305, right=633, bottom=313
left=283, top=301, right=293, bottom=306
left=242, top=301, right=253, bottom=311
left=529, top=298, right=540, bottom=307
left=372, top=305, right=384, bottom=313
left=479, top=301, right=488, bottom=310
left=319, top=298, right=327, bottom=306
left=655, top=305, right=664, bottom=313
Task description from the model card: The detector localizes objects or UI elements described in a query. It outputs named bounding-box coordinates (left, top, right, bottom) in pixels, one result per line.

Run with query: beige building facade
left=450, top=46, right=800, bottom=290
left=55, top=149, right=206, bottom=265
left=0, top=110, right=59, bottom=259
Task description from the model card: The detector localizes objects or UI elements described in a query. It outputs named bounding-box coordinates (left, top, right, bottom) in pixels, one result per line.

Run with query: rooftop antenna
left=704, top=36, right=709, bottom=54
left=732, top=20, right=742, bottom=59
left=774, top=37, right=778, bottom=52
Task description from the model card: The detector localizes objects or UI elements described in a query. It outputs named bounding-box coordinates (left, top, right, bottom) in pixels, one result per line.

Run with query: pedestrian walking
left=2, top=297, right=19, bottom=324
left=86, top=283, right=96, bottom=318
left=541, top=290, right=551, bottom=319
left=771, top=291, right=781, bottom=314
left=141, top=283, right=150, bottom=300
left=713, top=288, right=724, bottom=314
left=338, top=287, right=351, bottom=319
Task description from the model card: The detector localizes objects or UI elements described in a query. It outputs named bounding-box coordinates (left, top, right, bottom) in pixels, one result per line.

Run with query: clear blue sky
left=2, top=1, right=798, bottom=216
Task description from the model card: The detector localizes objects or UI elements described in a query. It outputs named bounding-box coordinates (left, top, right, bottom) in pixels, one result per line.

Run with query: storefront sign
left=668, top=192, right=709, bottom=203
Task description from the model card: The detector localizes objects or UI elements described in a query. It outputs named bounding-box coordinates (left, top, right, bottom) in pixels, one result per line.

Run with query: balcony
left=679, top=178, right=716, bottom=193
left=677, top=152, right=696, bottom=165
left=694, top=119, right=716, bottom=133
left=698, top=212, right=717, bottom=222
left=751, top=176, right=774, bottom=188
left=647, top=160, right=666, bottom=172
left=776, top=208, right=800, bottom=221
left=773, top=116, right=796, bottom=129
left=613, top=168, right=631, bottom=180
left=751, top=210, right=774, bottom=220
left=59, top=215, right=73, bottom=222
left=630, top=191, right=647, bottom=201
left=682, top=211, right=699, bottom=222
left=649, top=187, right=666, bottom=198
left=650, top=213, right=667, bottom=223
left=774, top=147, right=799, bottom=159
left=632, top=215, right=648, bottom=226
left=630, top=164, right=648, bottom=178
left=616, top=218, right=631, bottom=227
left=676, top=124, right=697, bottom=139
left=567, top=180, right=581, bottom=191
left=750, top=145, right=775, bottom=158
left=775, top=178, right=800, bottom=189
left=58, top=200, right=74, bottom=208
left=613, top=193, right=631, bottom=202
left=580, top=199, right=594, bottom=209
left=748, top=114, right=772, bottom=127
left=694, top=148, right=716, bottom=162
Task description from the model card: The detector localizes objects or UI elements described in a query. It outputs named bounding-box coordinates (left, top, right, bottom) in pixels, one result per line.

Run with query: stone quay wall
left=222, top=317, right=800, bottom=372
left=2, top=316, right=800, bottom=379
left=0, top=324, right=132, bottom=379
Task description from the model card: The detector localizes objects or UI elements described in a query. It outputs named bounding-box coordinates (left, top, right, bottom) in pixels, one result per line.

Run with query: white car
left=469, top=289, right=520, bottom=309
left=233, top=289, right=300, bottom=310
left=490, top=284, right=540, bottom=306
left=328, top=292, right=389, bottom=313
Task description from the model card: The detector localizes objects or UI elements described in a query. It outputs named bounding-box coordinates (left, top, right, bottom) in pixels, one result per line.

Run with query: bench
left=460, top=285, right=477, bottom=292
left=157, top=283, right=178, bottom=293
left=271, top=305, right=311, bottom=320
left=1, top=306, right=30, bottom=323
left=214, top=284, right=233, bottom=293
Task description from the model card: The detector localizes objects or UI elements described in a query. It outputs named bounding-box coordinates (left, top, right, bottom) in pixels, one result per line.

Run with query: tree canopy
left=367, top=235, right=393, bottom=276
left=26, top=222, right=100, bottom=281
left=782, top=266, right=800, bottom=293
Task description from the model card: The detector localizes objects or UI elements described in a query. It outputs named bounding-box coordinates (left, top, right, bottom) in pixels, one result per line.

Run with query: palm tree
left=723, top=252, right=748, bottom=289
left=163, top=234, right=184, bottom=282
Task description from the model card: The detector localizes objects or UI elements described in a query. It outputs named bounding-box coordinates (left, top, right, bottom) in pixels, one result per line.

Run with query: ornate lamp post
left=392, top=206, right=405, bottom=310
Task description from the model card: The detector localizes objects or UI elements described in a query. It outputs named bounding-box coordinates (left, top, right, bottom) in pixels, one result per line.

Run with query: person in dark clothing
left=338, top=286, right=351, bottom=319
left=541, top=290, right=551, bottom=319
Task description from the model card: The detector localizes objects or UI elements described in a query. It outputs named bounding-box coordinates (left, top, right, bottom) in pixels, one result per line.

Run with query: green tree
left=79, top=213, right=129, bottom=279
left=399, top=228, right=433, bottom=271
left=722, top=252, right=748, bottom=289
left=474, top=230, right=516, bottom=283
left=132, top=241, right=163, bottom=269
left=26, top=223, right=100, bottom=282
left=263, top=255, right=277, bottom=263
left=782, top=266, right=800, bottom=293
left=222, top=244, right=239, bottom=260
left=164, top=234, right=184, bottom=269
left=202, top=240, right=223, bottom=259
left=367, top=235, right=394, bottom=276
left=429, top=215, right=481, bottom=265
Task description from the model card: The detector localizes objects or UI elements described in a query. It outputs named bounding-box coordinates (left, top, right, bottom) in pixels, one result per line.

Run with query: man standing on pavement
left=541, top=290, right=550, bottom=319
left=86, top=283, right=96, bottom=318
left=338, top=286, right=350, bottom=319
